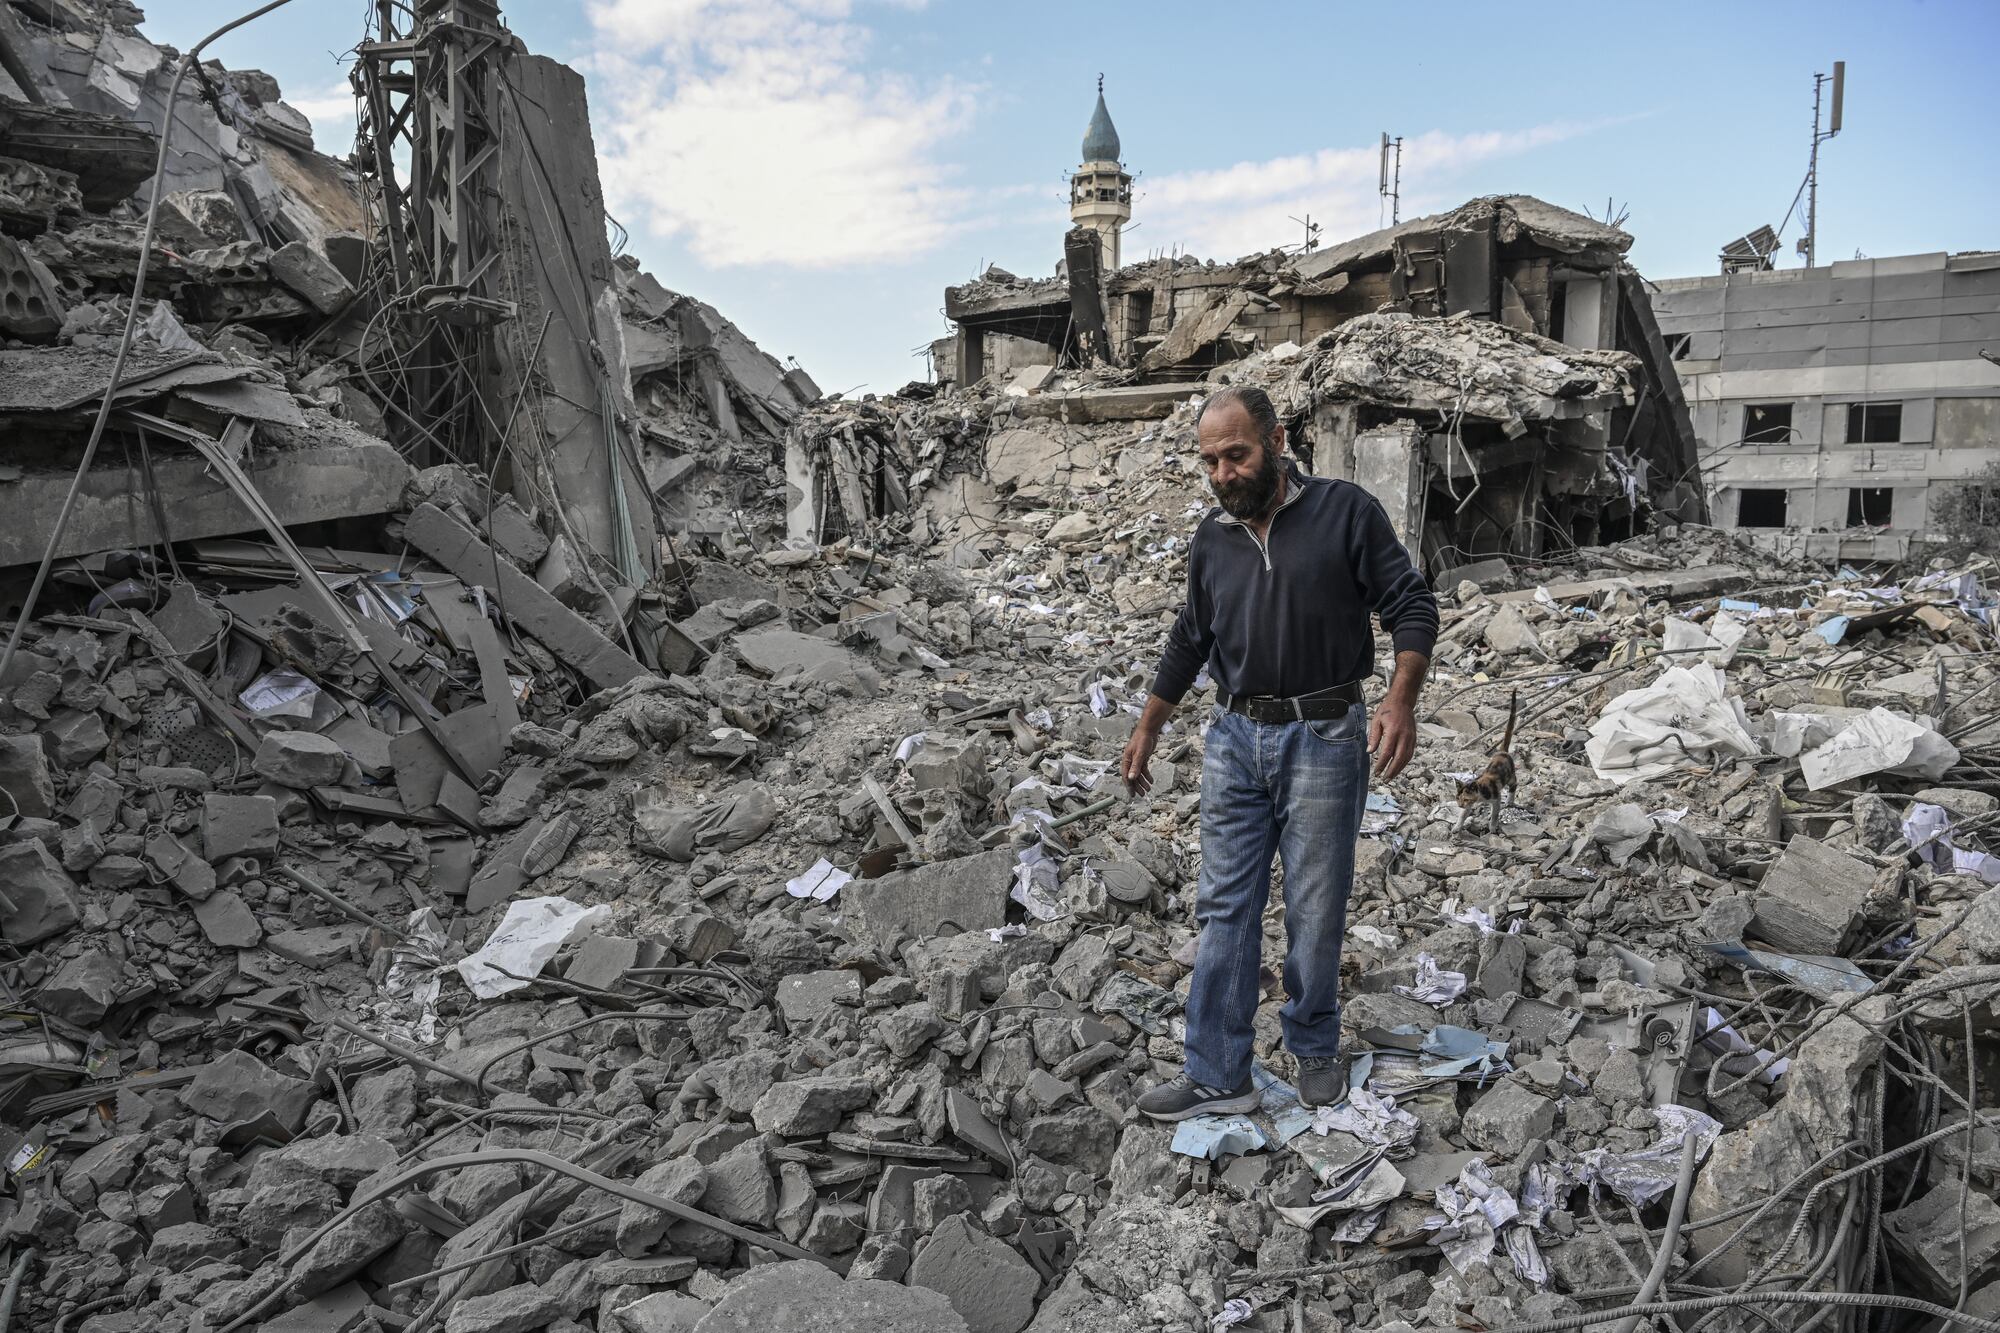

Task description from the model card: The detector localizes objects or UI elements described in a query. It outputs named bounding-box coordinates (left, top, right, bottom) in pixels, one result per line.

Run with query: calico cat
left=1456, top=689, right=1518, bottom=833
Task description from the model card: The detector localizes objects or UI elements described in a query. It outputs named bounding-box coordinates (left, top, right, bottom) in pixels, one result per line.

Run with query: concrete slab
left=403, top=503, right=648, bottom=693
left=1012, top=382, right=1203, bottom=423
left=0, top=432, right=410, bottom=568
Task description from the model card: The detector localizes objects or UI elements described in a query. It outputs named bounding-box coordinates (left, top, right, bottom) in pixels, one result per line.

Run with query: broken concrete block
left=192, top=890, right=261, bottom=948
left=701, top=1136, right=776, bottom=1227
left=146, top=830, right=216, bottom=900
left=0, top=840, right=80, bottom=945
left=178, top=1048, right=318, bottom=1132
left=37, top=948, right=121, bottom=1026
left=610, top=1291, right=706, bottom=1333
left=733, top=627, right=876, bottom=696
left=912, top=1173, right=974, bottom=1234
left=843, top=846, right=1014, bottom=949
left=908, top=1214, right=1039, bottom=1333
left=1483, top=603, right=1543, bottom=657
left=0, top=733, right=55, bottom=818
left=750, top=1076, right=874, bottom=1137
left=803, top=1201, right=866, bottom=1256
left=146, top=1221, right=239, bottom=1267
left=41, top=708, right=108, bottom=765
left=615, top=1157, right=707, bottom=1258
left=201, top=793, right=280, bottom=860
left=535, top=532, right=593, bottom=608
left=268, top=239, right=354, bottom=315
left=404, top=504, right=647, bottom=692
left=1460, top=1080, right=1557, bottom=1157
left=1885, top=1181, right=2000, bottom=1296
left=775, top=968, right=861, bottom=1024
left=290, top=1197, right=407, bottom=1297
left=484, top=497, right=550, bottom=567
left=697, top=1259, right=968, bottom=1331
left=264, top=923, right=368, bottom=970
left=879, top=1002, right=944, bottom=1059
left=0, top=234, right=65, bottom=340
left=1751, top=834, right=1873, bottom=955
left=252, top=729, right=349, bottom=789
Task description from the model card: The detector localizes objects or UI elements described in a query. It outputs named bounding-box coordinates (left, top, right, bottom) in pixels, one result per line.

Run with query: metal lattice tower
left=353, top=0, right=514, bottom=469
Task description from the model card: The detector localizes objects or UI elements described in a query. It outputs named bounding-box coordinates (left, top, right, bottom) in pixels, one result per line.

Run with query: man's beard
left=1212, top=445, right=1282, bottom=520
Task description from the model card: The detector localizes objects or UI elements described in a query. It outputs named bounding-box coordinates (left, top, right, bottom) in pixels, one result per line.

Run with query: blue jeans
left=1183, top=703, right=1369, bottom=1089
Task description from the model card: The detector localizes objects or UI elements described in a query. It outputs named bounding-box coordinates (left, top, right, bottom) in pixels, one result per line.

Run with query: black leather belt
left=1217, top=681, right=1363, bottom=723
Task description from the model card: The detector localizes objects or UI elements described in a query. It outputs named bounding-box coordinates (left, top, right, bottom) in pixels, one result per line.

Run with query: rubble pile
left=2, top=6, right=1999, bottom=1333
left=9, top=321, right=2000, bottom=1330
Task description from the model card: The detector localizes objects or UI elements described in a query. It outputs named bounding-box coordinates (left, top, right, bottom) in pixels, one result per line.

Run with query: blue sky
left=143, top=0, right=1999, bottom=395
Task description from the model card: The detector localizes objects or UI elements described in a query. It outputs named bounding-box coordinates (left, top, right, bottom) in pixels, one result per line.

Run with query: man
left=1121, top=385, right=1437, bottom=1119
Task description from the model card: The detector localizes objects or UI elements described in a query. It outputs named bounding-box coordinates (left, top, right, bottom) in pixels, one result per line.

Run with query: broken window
left=1666, top=333, right=1694, bottom=360
left=1847, top=487, right=1893, bottom=527
left=1736, top=488, right=1789, bottom=528
left=1742, top=403, right=1794, bottom=445
left=1846, top=401, right=1902, bottom=444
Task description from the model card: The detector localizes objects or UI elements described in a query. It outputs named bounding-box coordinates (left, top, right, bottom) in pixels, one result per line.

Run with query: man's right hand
left=1122, top=696, right=1177, bottom=794
left=1121, top=724, right=1160, bottom=795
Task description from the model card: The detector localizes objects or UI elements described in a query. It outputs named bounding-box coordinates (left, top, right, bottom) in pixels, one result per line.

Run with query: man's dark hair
left=1195, top=384, right=1279, bottom=447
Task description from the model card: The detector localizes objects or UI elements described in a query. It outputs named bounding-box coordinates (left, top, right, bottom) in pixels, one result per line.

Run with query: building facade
left=1650, top=252, right=2000, bottom=559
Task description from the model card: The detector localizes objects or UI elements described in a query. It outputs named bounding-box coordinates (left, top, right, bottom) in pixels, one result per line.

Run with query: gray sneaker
left=1136, top=1073, right=1259, bottom=1122
left=1296, top=1054, right=1350, bottom=1109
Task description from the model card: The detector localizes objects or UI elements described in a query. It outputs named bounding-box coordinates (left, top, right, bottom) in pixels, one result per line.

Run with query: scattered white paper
left=1585, top=663, right=1761, bottom=784
left=1800, top=707, right=1959, bottom=790
left=894, top=732, right=926, bottom=762
left=456, top=897, right=610, bottom=999
left=1395, top=952, right=1468, bottom=1006
left=1903, top=802, right=2000, bottom=884
left=1311, top=1087, right=1419, bottom=1154
left=1210, top=1299, right=1255, bottom=1331
left=239, top=669, right=319, bottom=719
left=787, top=858, right=851, bottom=902
left=1010, top=844, right=1067, bottom=921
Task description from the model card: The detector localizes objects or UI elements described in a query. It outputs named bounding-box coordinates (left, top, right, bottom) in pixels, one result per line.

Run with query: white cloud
left=288, top=82, right=357, bottom=157
left=1133, top=121, right=1602, bottom=263
left=585, top=0, right=980, bottom=269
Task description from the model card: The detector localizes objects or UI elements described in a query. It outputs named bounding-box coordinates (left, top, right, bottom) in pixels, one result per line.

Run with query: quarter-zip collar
left=1213, top=461, right=1313, bottom=571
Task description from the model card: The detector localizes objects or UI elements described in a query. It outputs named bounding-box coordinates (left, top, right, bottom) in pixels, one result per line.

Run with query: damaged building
left=1, top=13, right=1999, bottom=1333
left=1651, top=248, right=2000, bottom=560
left=927, top=94, right=1707, bottom=573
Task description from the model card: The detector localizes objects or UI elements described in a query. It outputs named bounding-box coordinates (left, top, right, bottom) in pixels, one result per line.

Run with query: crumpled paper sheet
left=1585, top=663, right=1760, bottom=784
left=456, top=896, right=610, bottom=999
left=1903, top=802, right=2000, bottom=884
left=786, top=858, right=851, bottom=902
left=1275, top=1157, right=1404, bottom=1230
left=1311, top=1087, right=1418, bottom=1153
left=1578, top=1104, right=1722, bottom=1207
left=1170, top=1114, right=1267, bottom=1160
left=1395, top=952, right=1468, bottom=1006
left=1426, top=1158, right=1520, bottom=1275
left=1799, top=707, right=1959, bottom=790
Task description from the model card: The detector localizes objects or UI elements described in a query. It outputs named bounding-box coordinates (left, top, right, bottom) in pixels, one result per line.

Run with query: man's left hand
left=1368, top=700, right=1417, bottom=779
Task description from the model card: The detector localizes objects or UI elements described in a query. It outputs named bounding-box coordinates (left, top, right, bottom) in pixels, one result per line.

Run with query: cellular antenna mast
left=1802, top=61, right=1845, bottom=268
left=1379, top=132, right=1403, bottom=225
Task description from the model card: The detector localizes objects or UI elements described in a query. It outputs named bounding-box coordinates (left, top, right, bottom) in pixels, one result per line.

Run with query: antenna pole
left=1804, top=61, right=1844, bottom=268
left=1805, top=72, right=1822, bottom=268
left=1391, top=136, right=1403, bottom=224
left=1379, top=134, right=1404, bottom=225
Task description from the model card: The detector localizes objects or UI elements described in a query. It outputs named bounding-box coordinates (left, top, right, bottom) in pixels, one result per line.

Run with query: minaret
left=1069, top=75, right=1131, bottom=271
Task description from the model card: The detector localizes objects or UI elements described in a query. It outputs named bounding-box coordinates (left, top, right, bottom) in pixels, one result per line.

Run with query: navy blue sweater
left=1150, top=466, right=1440, bottom=704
